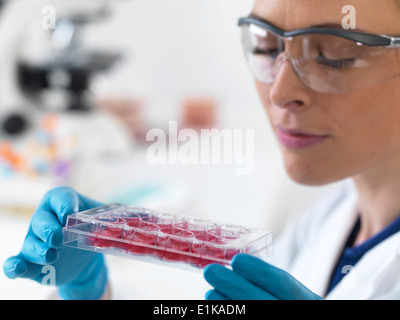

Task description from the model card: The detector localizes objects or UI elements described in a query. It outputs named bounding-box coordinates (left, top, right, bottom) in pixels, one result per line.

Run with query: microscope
left=0, top=0, right=122, bottom=137
left=0, top=0, right=134, bottom=214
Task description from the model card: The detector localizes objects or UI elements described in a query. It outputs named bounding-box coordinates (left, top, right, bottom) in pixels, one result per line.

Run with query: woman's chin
left=283, top=159, right=343, bottom=187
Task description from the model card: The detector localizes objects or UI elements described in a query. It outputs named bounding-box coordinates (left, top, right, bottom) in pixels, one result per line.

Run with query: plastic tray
left=63, top=203, right=273, bottom=271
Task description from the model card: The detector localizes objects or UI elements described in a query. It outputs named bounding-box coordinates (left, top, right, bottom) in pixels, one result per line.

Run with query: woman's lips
left=276, top=125, right=330, bottom=149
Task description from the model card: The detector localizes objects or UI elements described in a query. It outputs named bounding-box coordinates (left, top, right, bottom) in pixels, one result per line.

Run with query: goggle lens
left=241, top=23, right=400, bottom=94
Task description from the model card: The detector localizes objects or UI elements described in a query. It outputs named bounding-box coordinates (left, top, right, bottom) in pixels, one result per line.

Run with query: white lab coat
left=272, top=179, right=400, bottom=300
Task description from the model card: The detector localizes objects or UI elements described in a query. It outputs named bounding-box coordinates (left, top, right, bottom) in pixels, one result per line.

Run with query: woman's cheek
left=254, top=82, right=399, bottom=185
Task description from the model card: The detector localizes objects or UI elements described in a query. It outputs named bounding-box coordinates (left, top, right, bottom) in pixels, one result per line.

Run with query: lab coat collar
left=326, top=230, right=400, bottom=300
left=324, top=180, right=400, bottom=299
left=302, top=180, right=360, bottom=296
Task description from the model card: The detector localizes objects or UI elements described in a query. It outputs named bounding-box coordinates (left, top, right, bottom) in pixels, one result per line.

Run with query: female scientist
left=4, top=0, right=400, bottom=299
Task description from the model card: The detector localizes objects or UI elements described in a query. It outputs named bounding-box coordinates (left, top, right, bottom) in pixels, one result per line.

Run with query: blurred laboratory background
left=0, top=0, right=341, bottom=299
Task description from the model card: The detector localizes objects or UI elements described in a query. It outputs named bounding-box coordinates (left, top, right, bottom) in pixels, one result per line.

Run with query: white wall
left=85, top=0, right=259, bottom=117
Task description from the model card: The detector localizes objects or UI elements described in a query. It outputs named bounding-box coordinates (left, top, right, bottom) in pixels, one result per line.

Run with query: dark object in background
left=18, top=50, right=121, bottom=112
left=2, top=113, right=28, bottom=135
left=0, top=0, right=6, bottom=11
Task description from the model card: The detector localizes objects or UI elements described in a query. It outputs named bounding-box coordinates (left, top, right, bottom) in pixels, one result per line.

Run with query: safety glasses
left=238, top=16, right=400, bottom=94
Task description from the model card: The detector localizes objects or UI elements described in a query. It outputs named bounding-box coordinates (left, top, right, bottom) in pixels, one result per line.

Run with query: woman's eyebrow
left=310, top=23, right=346, bottom=29
left=248, top=12, right=266, bottom=21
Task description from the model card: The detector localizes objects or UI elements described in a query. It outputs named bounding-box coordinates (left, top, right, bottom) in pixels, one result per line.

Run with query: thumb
left=45, top=187, right=81, bottom=226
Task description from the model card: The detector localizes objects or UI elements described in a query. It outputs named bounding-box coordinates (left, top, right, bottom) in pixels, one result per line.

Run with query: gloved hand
left=204, top=254, right=322, bottom=300
left=3, top=186, right=108, bottom=300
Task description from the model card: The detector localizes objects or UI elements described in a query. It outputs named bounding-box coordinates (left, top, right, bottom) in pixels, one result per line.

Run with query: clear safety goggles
left=238, top=16, right=400, bottom=94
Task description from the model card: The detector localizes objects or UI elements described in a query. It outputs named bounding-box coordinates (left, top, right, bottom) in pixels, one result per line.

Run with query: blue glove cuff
left=58, top=254, right=108, bottom=300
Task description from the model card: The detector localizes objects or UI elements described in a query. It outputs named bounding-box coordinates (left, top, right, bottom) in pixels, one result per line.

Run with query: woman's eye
left=253, top=47, right=280, bottom=58
left=317, top=53, right=356, bottom=69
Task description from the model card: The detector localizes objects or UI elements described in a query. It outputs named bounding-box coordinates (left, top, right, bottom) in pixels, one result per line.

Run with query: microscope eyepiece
left=2, top=113, right=28, bottom=135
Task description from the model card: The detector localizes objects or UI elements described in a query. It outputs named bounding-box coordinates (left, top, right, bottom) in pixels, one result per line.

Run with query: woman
left=4, top=0, right=400, bottom=299
left=204, top=0, right=400, bottom=300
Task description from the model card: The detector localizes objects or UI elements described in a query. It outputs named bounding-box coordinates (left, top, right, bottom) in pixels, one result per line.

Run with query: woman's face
left=253, top=0, right=400, bottom=186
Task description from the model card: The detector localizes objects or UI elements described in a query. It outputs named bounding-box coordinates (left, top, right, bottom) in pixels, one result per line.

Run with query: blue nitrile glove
left=3, top=186, right=108, bottom=300
left=204, top=254, right=322, bottom=300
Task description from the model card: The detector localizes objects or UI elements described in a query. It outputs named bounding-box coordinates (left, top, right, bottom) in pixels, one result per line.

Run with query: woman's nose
left=268, top=57, right=312, bottom=111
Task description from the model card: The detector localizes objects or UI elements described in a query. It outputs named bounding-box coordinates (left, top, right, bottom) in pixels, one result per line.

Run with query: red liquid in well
left=126, top=222, right=159, bottom=255
left=191, top=235, right=238, bottom=268
left=189, top=234, right=217, bottom=267
left=157, top=227, right=194, bottom=262
left=191, top=242, right=204, bottom=266
left=96, top=228, right=124, bottom=248
left=164, top=237, right=192, bottom=262
left=90, top=217, right=126, bottom=249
